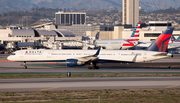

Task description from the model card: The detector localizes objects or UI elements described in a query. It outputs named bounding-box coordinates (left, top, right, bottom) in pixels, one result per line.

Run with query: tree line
left=0, top=7, right=180, bottom=27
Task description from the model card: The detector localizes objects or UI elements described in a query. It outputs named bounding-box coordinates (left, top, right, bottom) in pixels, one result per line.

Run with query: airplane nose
left=7, top=56, right=11, bottom=60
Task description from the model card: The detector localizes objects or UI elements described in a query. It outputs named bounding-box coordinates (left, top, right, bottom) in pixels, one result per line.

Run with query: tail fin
left=175, top=36, right=180, bottom=42
left=127, top=21, right=141, bottom=42
left=169, top=35, right=176, bottom=43
left=95, top=32, right=100, bottom=40
left=147, top=27, right=174, bottom=52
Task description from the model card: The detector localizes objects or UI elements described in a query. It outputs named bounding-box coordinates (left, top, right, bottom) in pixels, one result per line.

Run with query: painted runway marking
left=165, top=85, right=179, bottom=88
left=41, top=87, right=59, bottom=91
left=0, top=60, right=15, bottom=62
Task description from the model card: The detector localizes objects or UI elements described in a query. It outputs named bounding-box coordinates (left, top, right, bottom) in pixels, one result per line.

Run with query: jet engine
left=66, top=59, right=85, bottom=67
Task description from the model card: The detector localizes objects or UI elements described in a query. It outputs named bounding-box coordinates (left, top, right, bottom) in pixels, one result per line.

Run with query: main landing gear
left=23, top=61, right=27, bottom=69
left=88, top=62, right=99, bottom=70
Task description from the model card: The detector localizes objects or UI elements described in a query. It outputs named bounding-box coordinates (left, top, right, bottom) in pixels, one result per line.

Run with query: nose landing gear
left=23, top=61, right=27, bottom=69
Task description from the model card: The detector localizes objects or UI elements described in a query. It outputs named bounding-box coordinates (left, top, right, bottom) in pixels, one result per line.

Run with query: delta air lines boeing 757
left=7, top=27, right=174, bottom=69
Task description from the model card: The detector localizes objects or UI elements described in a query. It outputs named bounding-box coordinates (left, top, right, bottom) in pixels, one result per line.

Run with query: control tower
left=122, top=0, right=139, bottom=27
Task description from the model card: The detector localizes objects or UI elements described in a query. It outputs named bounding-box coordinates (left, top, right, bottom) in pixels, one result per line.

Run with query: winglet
left=147, top=27, right=174, bottom=52
left=94, top=47, right=101, bottom=56
left=119, top=47, right=122, bottom=50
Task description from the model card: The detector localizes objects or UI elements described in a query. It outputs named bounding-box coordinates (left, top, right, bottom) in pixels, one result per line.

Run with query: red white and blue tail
left=95, top=32, right=100, bottom=40
left=147, top=27, right=174, bottom=52
left=169, top=35, right=176, bottom=43
left=127, top=22, right=141, bottom=42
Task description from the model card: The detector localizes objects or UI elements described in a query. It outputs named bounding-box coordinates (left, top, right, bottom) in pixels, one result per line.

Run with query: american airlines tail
left=127, top=21, right=141, bottom=42
left=147, top=27, right=174, bottom=52
left=170, top=35, right=176, bottom=43
left=121, top=22, right=141, bottom=49
left=95, top=21, right=141, bottom=41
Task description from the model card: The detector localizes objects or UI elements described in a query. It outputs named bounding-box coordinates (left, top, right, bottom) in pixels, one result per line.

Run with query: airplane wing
left=66, top=48, right=101, bottom=67
left=77, top=47, right=100, bottom=61
left=132, top=54, right=138, bottom=62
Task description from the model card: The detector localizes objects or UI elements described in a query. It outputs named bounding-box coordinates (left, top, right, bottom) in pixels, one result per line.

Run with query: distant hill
left=0, top=0, right=179, bottom=13
left=0, top=0, right=37, bottom=13
left=140, top=0, right=180, bottom=8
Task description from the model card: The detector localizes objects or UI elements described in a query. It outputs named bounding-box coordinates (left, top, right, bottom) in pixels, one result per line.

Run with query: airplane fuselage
left=95, top=39, right=135, bottom=50
left=7, top=49, right=169, bottom=63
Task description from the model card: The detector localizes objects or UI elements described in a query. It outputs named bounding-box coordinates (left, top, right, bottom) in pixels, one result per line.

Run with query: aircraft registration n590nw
left=7, top=27, right=174, bottom=69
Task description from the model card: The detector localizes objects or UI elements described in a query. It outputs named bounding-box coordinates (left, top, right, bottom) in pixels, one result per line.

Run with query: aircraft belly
left=111, top=45, right=121, bottom=50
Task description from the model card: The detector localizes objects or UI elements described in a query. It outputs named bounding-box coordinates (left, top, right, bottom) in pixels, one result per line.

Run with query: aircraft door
left=20, top=52, right=23, bottom=58
left=47, top=52, right=51, bottom=58
left=118, top=52, right=121, bottom=59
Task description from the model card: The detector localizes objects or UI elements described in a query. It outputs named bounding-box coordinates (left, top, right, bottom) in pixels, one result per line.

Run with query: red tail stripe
left=123, top=43, right=134, bottom=46
left=133, top=35, right=139, bottom=37
left=127, top=39, right=139, bottom=41
left=137, top=26, right=140, bottom=28
left=135, top=31, right=139, bottom=33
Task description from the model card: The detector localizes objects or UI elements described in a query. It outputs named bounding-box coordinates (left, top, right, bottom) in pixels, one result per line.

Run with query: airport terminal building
left=86, top=21, right=180, bottom=42
left=55, top=11, right=86, bottom=25
left=0, top=25, right=79, bottom=46
left=0, top=21, right=180, bottom=50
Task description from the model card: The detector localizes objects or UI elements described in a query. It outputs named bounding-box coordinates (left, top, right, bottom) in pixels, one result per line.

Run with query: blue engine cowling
left=66, top=59, right=85, bottom=67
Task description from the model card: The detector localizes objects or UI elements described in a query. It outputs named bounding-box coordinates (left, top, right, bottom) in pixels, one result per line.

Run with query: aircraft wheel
left=92, top=66, right=96, bottom=69
left=88, top=66, right=92, bottom=69
left=95, top=66, right=99, bottom=69
left=88, top=66, right=96, bottom=70
left=24, top=66, right=27, bottom=69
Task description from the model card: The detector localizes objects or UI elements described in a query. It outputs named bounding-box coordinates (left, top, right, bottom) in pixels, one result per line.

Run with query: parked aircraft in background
left=134, top=34, right=180, bottom=53
left=175, top=36, right=180, bottom=42
left=169, top=35, right=176, bottom=43
left=7, top=27, right=173, bottom=69
left=93, top=22, right=141, bottom=50
left=0, top=43, right=5, bottom=51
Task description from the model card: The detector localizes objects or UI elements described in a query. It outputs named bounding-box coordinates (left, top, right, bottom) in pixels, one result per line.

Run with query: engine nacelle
left=66, top=59, right=85, bottom=67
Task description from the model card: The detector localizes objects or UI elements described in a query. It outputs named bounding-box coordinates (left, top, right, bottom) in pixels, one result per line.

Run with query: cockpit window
left=11, top=53, right=16, bottom=55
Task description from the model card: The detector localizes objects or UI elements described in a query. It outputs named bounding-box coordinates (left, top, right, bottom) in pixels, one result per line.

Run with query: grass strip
left=0, top=88, right=180, bottom=103
left=1, top=73, right=180, bottom=79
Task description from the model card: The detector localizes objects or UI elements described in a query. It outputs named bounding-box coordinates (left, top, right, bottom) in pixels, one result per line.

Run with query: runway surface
left=0, top=77, right=180, bottom=92
left=1, top=54, right=180, bottom=92
left=1, top=62, right=180, bottom=74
